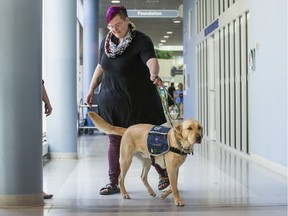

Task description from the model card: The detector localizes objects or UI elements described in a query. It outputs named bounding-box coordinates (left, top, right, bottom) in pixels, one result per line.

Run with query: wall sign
left=204, top=19, right=219, bottom=36
left=127, top=10, right=179, bottom=18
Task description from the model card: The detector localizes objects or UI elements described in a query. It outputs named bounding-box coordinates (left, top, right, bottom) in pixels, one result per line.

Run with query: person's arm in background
left=174, top=89, right=179, bottom=99
left=42, top=82, right=53, bottom=116
left=86, top=64, right=104, bottom=106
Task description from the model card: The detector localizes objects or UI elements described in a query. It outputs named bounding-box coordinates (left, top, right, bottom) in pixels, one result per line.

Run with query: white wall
left=158, top=59, right=173, bottom=79
left=183, top=0, right=287, bottom=170
left=183, top=0, right=197, bottom=119
left=249, top=0, right=287, bottom=167
left=158, top=59, right=184, bottom=84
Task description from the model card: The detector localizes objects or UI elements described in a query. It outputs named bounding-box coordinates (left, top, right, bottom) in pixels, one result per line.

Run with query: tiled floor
left=0, top=131, right=287, bottom=216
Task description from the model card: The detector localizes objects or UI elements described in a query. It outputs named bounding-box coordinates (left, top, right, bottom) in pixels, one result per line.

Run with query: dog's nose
left=196, top=135, right=202, bottom=143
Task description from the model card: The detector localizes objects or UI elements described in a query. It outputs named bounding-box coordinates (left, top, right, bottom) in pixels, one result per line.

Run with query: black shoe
left=43, top=193, right=53, bottom=199
left=99, top=183, right=120, bottom=195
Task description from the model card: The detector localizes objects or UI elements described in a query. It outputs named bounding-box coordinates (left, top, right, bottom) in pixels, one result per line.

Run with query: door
left=207, top=36, right=216, bottom=140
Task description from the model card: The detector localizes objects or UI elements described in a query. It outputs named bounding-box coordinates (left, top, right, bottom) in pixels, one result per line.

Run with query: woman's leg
left=99, top=134, right=121, bottom=195
left=108, top=134, right=121, bottom=184
left=151, top=157, right=170, bottom=190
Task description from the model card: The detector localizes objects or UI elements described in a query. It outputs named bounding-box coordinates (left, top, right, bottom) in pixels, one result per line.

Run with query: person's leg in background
left=178, top=103, right=183, bottom=120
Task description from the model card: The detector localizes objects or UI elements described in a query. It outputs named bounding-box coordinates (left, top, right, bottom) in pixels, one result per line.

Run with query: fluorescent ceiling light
left=111, top=0, right=120, bottom=3
left=146, top=0, right=159, bottom=3
left=166, top=31, right=173, bottom=34
left=160, top=40, right=166, bottom=43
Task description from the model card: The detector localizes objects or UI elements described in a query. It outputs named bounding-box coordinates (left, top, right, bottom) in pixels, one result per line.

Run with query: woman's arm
left=146, top=57, right=162, bottom=85
left=86, top=64, right=104, bottom=106
left=42, top=83, right=53, bottom=116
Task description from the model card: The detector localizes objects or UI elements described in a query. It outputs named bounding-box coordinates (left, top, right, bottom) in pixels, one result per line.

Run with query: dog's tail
left=88, top=112, right=126, bottom=136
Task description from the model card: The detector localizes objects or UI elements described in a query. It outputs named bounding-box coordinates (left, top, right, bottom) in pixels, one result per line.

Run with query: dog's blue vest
left=147, top=126, right=170, bottom=156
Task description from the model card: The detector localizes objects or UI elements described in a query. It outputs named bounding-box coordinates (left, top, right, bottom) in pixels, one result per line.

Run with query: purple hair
left=106, top=6, right=128, bottom=23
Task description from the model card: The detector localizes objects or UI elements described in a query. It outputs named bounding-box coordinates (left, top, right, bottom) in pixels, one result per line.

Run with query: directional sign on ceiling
left=127, top=10, right=179, bottom=18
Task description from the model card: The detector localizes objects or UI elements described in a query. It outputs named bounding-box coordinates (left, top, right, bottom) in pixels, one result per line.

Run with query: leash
left=154, top=77, right=194, bottom=156
left=155, top=77, right=180, bottom=128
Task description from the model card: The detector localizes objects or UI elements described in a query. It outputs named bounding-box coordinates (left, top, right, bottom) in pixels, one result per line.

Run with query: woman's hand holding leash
left=151, top=75, right=164, bottom=87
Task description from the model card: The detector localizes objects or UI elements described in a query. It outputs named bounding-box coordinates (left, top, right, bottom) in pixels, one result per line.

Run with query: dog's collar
left=174, top=140, right=194, bottom=155
left=169, top=146, right=189, bottom=155
left=173, top=128, right=193, bottom=155
left=172, top=129, right=194, bottom=155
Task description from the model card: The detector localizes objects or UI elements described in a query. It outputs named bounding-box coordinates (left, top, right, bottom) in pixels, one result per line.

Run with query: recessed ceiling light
left=111, top=0, right=120, bottom=3
left=160, top=40, right=166, bottom=43
left=166, top=31, right=173, bottom=34
left=163, top=35, right=169, bottom=38
left=173, top=20, right=181, bottom=24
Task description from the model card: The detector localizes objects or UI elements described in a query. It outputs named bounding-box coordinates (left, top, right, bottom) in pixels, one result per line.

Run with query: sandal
left=99, top=183, right=120, bottom=195
left=158, top=172, right=170, bottom=190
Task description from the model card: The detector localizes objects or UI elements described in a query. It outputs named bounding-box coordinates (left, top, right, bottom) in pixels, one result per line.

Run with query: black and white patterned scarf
left=104, top=25, right=136, bottom=58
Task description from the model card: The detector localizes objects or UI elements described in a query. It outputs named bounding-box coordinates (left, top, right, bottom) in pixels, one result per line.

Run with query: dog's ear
left=174, top=124, right=183, bottom=140
left=198, top=124, right=204, bottom=137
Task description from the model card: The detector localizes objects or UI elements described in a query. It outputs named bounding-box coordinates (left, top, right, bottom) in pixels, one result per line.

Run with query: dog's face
left=175, top=119, right=203, bottom=148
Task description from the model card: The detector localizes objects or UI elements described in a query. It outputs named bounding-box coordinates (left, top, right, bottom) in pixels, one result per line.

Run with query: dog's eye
left=187, top=127, right=193, bottom=130
left=198, top=126, right=202, bottom=130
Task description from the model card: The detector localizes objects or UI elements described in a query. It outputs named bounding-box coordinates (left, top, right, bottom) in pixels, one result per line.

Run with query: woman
left=86, top=6, right=169, bottom=195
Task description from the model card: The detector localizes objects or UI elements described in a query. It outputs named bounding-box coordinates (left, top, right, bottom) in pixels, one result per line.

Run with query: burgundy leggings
left=108, top=134, right=121, bottom=185
left=107, top=134, right=167, bottom=185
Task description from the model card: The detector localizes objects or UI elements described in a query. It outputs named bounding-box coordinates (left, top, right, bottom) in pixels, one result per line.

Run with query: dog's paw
left=161, top=190, right=172, bottom=199
left=122, top=194, right=131, bottom=199
left=147, top=188, right=156, bottom=197
left=175, top=200, right=185, bottom=207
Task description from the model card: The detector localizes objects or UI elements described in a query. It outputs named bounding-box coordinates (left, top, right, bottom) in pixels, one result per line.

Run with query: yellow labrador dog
left=88, top=112, right=203, bottom=206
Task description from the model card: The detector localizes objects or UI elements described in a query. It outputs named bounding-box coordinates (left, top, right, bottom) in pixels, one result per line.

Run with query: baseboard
left=211, top=140, right=287, bottom=177
left=250, top=153, right=287, bottom=177
left=48, top=152, right=78, bottom=159
left=0, top=193, right=43, bottom=207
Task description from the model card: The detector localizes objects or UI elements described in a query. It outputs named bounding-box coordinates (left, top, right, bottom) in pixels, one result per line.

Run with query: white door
left=207, top=36, right=216, bottom=140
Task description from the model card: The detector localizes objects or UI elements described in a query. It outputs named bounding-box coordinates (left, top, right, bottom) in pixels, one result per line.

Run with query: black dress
left=97, top=30, right=167, bottom=128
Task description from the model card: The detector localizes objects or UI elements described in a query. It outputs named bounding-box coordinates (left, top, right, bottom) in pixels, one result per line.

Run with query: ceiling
left=98, top=0, right=183, bottom=51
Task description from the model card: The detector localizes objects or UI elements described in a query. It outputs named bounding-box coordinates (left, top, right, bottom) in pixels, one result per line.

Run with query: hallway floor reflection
left=0, top=133, right=287, bottom=216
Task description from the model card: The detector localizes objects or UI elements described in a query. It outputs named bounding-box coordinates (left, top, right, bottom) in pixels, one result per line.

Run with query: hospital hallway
left=1, top=132, right=287, bottom=216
